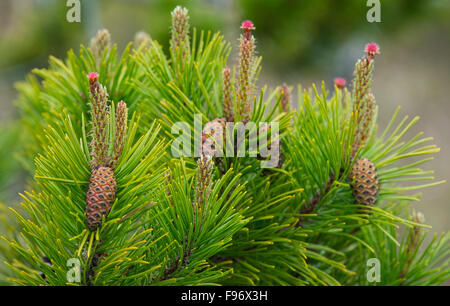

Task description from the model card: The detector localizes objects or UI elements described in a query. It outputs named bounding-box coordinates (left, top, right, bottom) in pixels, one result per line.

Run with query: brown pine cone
left=350, top=158, right=379, bottom=206
left=86, top=167, right=117, bottom=231
left=201, top=117, right=226, bottom=157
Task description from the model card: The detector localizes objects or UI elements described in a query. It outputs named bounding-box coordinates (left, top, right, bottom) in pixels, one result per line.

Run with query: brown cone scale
left=350, top=158, right=379, bottom=206
left=201, top=117, right=226, bottom=157
left=86, top=167, right=117, bottom=231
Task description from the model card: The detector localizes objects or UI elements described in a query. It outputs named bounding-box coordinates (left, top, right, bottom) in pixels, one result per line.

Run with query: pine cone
left=350, top=158, right=379, bottom=206
left=201, top=117, right=226, bottom=157
left=86, top=167, right=117, bottom=231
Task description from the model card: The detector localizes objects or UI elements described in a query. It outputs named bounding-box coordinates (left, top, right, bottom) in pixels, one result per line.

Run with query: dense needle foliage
left=0, top=6, right=448, bottom=286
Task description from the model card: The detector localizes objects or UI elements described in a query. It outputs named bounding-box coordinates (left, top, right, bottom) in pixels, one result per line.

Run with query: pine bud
left=401, top=211, right=424, bottom=277
left=334, top=77, right=348, bottom=109
left=238, top=20, right=256, bottom=124
left=201, top=117, right=226, bottom=158
left=351, top=93, right=376, bottom=158
left=195, top=155, right=214, bottom=211
left=279, top=83, right=291, bottom=113
left=352, top=58, right=374, bottom=113
left=170, top=6, right=190, bottom=56
left=352, top=43, right=378, bottom=111
left=134, top=31, right=151, bottom=48
left=111, top=101, right=128, bottom=168
left=90, top=29, right=111, bottom=63
left=350, top=44, right=379, bottom=159
left=334, top=77, right=346, bottom=89
left=88, top=72, right=110, bottom=168
left=364, top=42, right=380, bottom=59
left=240, top=20, right=255, bottom=40
left=350, top=158, right=379, bottom=206
left=406, top=211, right=424, bottom=254
left=88, top=72, right=100, bottom=93
left=86, top=167, right=117, bottom=231
left=222, top=67, right=234, bottom=122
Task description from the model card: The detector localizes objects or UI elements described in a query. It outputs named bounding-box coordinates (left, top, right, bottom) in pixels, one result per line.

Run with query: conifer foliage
left=0, top=6, right=448, bottom=286
left=85, top=72, right=128, bottom=232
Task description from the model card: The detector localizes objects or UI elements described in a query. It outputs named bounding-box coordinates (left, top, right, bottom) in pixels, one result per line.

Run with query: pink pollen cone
left=241, top=20, right=255, bottom=31
left=334, top=77, right=346, bottom=89
left=88, top=72, right=99, bottom=82
left=364, top=43, right=380, bottom=56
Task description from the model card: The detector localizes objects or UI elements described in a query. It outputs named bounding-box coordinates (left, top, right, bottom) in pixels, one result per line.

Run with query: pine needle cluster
left=0, top=7, right=448, bottom=286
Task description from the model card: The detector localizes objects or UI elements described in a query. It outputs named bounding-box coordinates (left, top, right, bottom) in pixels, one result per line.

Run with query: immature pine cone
left=86, top=167, right=117, bottom=231
left=350, top=158, right=379, bottom=206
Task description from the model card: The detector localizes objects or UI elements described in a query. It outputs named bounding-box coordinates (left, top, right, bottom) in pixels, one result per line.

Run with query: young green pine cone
left=86, top=167, right=117, bottom=231
left=350, top=158, right=379, bottom=206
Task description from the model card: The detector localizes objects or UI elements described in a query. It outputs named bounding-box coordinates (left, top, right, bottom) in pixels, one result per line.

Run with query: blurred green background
left=0, top=0, right=449, bottom=236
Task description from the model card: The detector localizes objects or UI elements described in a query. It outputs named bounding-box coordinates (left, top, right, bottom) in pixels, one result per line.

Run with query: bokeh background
left=0, top=0, right=448, bottom=248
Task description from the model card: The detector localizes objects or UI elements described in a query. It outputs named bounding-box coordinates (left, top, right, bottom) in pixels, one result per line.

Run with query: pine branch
left=3, top=7, right=448, bottom=287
